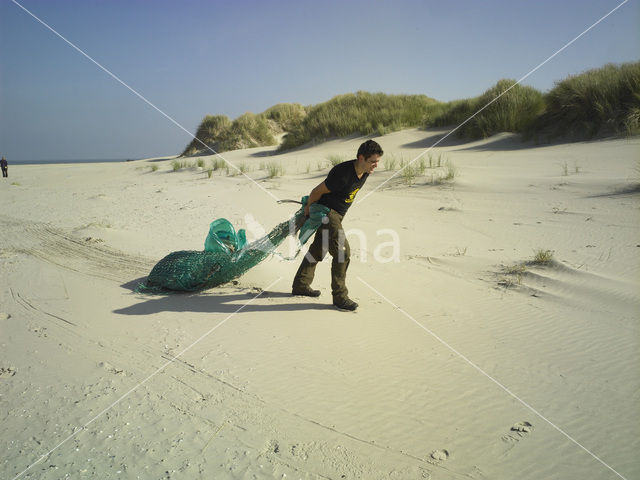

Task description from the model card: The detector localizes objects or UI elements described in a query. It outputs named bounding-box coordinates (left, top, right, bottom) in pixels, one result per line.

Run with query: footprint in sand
left=266, top=439, right=280, bottom=455
left=0, top=366, right=17, bottom=378
left=30, top=326, right=48, bottom=338
left=98, top=361, right=125, bottom=375
left=426, top=449, right=450, bottom=466
left=502, top=421, right=534, bottom=443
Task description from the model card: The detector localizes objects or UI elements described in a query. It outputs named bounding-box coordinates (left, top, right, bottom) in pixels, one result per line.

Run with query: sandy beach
left=1, top=128, right=638, bottom=479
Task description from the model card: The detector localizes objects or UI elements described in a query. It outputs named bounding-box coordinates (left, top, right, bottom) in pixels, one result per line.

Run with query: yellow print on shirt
left=345, top=187, right=360, bottom=203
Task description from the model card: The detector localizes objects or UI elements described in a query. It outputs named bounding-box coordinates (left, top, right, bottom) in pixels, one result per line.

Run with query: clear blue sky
left=1, top=0, right=638, bottom=161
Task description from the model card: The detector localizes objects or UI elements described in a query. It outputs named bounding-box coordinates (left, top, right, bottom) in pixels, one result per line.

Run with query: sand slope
left=1, top=130, right=638, bottom=479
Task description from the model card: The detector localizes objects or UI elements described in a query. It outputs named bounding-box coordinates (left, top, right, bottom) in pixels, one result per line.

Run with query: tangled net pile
left=137, top=198, right=327, bottom=293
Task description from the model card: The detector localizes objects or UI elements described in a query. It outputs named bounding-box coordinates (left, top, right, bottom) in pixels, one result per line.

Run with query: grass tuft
left=384, top=152, right=457, bottom=187
left=530, top=249, right=554, bottom=265
left=443, top=159, right=457, bottom=180
left=504, top=264, right=527, bottom=275
left=499, top=263, right=527, bottom=288
left=383, top=153, right=398, bottom=171
left=212, top=158, right=225, bottom=171
left=401, top=165, right=417, bottom=185
left=327, top=153, right=346, bottom=167
left=266, top=161, right=285, bottom=178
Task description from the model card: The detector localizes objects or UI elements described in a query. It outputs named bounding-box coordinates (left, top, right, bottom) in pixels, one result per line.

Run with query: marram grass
left=181, top=62, right=639, bottom=157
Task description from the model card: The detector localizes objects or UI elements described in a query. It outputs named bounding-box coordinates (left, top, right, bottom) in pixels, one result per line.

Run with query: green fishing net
left=137, top=197, right=329, bottom=293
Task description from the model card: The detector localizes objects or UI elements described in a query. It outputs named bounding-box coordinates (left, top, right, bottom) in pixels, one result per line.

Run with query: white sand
left=1, top=129, right=638, bottom=479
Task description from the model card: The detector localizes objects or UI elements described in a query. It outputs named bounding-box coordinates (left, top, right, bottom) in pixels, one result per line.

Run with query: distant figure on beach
left=292, top=139, right=383, bottom=311
left=1, top=156, right=7, bottom=178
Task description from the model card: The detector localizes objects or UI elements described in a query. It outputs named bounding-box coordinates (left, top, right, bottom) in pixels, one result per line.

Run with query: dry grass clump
left=530, top=249, right=554, bottom=265
left=498, top=263, right=527, bottom=288
left=504, top=263, right=527, bottom=275
left=498, top=249, right=555, bottom=288
left=401, top=165, right=417, bottom=185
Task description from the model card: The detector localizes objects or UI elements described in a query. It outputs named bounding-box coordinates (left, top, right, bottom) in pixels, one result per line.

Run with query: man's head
left=356, top=140, right=383, bottom=174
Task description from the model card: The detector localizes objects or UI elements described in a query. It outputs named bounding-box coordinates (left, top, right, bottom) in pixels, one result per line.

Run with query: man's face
left=363, top=154, right=380, bottom=173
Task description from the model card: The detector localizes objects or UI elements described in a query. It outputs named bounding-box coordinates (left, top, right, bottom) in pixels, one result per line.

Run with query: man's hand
left=305, top=181, right=330, bottom=218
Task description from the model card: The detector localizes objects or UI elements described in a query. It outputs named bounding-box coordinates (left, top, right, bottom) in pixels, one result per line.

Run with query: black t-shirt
left=318, top=160, right=368, bottom=216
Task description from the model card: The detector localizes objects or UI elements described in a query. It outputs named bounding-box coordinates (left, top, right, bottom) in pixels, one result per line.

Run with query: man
left=292, top=139, right=383, bottom=311
left=1, top=156, right=7, bottom=178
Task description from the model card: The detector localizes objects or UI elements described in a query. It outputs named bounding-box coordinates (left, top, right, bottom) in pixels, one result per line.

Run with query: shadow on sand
left=400, top=129, right=471, bottom=150
left=401, top=130, right=535, bottom=152
left=586, top=184, right=640, bottom=198
left=114, top=286, right=334, bottom=315
left=249, top=149, right=278, bottom=158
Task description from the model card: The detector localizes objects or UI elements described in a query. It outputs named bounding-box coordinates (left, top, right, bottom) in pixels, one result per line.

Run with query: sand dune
left=1, top=129, right=638, bottom=479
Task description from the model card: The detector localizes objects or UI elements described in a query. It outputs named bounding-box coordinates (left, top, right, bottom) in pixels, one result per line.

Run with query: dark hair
left=357, top=140, right=383, bottom=159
